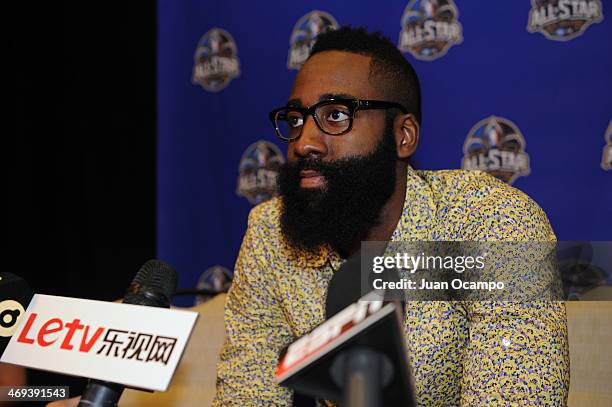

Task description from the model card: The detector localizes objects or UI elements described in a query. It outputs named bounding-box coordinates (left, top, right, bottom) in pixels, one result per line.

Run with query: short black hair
left=309, top=26, right=421, bottom=125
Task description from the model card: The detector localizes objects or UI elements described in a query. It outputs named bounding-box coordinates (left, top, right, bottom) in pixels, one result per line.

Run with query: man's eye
left=288, top=116, right=303, bottom=128
left=325, top=110, right=349, bottom=123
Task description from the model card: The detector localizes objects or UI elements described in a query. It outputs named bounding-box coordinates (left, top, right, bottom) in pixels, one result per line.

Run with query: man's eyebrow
left=318, top=93, right=356, bottom=102
left=286, top=93, right=356, bottom=108
left=286, top=99, right=301, bottom=107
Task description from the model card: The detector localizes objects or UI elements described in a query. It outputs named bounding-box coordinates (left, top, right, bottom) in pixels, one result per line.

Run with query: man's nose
left=291, top=116, right=328, bottom=159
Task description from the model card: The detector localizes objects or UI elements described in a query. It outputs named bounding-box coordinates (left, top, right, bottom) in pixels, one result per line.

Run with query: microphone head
left=325, top=254, right=363, bottom=319
left=123, top=259, right=178, bottom=308
left=325, top=248, right=401, bottom=319
left=0, top=273, right=34, bottom=356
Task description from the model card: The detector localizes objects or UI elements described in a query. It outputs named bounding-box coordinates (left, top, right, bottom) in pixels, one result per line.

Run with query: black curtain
left=8, top=1, right=156, bottom=397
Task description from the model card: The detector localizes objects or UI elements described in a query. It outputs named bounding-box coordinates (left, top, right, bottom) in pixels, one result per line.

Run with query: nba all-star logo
left=192, top=28, right=240, bottom=92
left=462, top=116, right=531, bottom=184
left=194, top=265, right=233, bottom=306
left=398, top=0, right=463, bottom=61
left=236, top=141, right=285, bottom=205
left=527, top=0, right=604, bottom=41
left=602, top=120, right=612, bottom=171
left=287, top=10, right=339, bottom=70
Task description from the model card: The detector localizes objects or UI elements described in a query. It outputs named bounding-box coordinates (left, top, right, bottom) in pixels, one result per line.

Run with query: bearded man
left=213, top=27, right=569, bottom=407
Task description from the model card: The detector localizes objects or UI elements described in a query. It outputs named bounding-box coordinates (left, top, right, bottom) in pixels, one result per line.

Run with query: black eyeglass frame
left=268, top=98, right=409, bottom=141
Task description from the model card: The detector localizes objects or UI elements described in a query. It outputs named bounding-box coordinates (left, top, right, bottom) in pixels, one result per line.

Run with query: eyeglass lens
left=275, top=102, right=352, bottom=140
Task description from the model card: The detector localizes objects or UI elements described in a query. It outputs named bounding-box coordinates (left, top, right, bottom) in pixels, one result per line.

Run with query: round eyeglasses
left=268, top=98, right=409, bottom=141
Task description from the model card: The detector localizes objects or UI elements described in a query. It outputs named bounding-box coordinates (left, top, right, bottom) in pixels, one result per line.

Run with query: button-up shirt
left=213, top=168, right=569, bottom=406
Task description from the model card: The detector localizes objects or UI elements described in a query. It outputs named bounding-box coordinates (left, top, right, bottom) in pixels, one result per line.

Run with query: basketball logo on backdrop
left=287, top=10, right=339, bottom=70
left=602, top=120, right=612, bottom=171
left=237, top=141, right=285, bottom=205
left=192, top=28, right=240, bottom=92
left=527, top=0, right=603, bottom=41
left=462, top=116, right=531, bottom=184
left=398, top=0, right=463, bottom=61
left=194, top=265, right=233, bottom=306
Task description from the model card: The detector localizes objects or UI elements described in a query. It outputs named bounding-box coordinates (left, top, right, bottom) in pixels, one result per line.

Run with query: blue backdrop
left=157, top=1, right=611, bottom=298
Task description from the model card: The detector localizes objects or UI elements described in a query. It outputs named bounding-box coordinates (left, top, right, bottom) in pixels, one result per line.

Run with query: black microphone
left=288, top=254, right=365, bottom=407
left=325, top=253, right=364, bottom=319
left=0, top=273, right=34, bottom=357
left=276, top=253, right=414, bottom=407
left=326, top=253, right=410, bottom=407
left=77, top=260, right=178, bottom=407
left=326, top=244, right=398, bottom=318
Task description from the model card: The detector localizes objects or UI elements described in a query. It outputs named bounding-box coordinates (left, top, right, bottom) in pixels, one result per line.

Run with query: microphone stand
left=77, top=381, right=123, bottom=407
left=331, top=347, right=393, bottom=407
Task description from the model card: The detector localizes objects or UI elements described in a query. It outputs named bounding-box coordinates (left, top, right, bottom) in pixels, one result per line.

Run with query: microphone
left=77, top=259, right=178, bottom=407
left=326, top=244, right=400, bottom=318
left=275, top=253, right=415, bottom=407
left=0, top=273, right=34, bottom=357
left=325, top=253, right=364, bottom=318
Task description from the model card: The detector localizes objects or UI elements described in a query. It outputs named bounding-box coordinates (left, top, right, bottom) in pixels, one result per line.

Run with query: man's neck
left=338, top=164, right=408, bottom=258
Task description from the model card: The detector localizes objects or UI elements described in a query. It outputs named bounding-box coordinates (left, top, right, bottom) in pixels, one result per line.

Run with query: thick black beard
left=278, top=126, right=397, bottom=254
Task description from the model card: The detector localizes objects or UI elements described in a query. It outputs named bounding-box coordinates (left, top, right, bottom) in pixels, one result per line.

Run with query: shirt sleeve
left=459, top=189, right=570, bottom=406
left=212, top=207, right=295, bottom=406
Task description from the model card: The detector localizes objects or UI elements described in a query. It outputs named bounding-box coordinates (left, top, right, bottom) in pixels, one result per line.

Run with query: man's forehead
left=289, top=50, right=381, bottom=106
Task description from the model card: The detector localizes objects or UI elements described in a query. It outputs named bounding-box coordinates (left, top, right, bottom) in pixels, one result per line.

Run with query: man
left=213, top=27, right=569, bottom=406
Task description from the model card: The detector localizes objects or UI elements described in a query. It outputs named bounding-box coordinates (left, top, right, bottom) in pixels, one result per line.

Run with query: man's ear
left=394, top=113, right=419, bottom=159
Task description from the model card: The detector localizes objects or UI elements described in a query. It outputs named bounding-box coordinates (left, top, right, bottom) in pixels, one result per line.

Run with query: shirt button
left=502, top=338, right=512, bottom=347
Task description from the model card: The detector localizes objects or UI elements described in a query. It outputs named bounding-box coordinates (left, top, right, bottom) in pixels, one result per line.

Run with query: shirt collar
left=392, top=165, right=438, bottom=241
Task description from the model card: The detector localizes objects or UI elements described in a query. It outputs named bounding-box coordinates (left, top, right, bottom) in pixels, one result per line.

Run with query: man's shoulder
left=415, top=169, right=532, bottom=205
left=247, top=196, right=282, bottom=227
left=246, top=196, right=283, bottom=238
left=416, top=168, right=503, bottom=191
left=414, top=169, right=555, bottom=239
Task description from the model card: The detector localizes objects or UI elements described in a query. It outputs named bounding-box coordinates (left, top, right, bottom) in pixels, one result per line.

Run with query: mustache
left=284, top=156, right=356, bottom=175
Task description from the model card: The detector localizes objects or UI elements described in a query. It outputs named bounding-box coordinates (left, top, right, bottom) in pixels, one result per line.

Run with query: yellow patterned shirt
left=213, top=168, right=569, bottom=406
